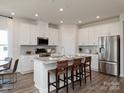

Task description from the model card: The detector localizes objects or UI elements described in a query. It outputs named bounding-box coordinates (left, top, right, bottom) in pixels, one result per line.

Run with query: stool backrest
left=73, top=58, right=82, bottom=70
left=12, top=59, right=19, bottom=73
left=56, top=60, right=68, bottom=75
left=84, top=56, right=91, bottom=65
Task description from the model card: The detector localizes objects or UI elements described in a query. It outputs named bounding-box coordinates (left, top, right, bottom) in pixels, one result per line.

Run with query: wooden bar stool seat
left=48, top=60, right=69, bottom=93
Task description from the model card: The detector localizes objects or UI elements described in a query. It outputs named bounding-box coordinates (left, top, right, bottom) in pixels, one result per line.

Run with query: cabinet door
left=20, top=56, right=33, bottom=73
left=91, top=55, right=98, bottom=71
left=19, top=23, right=30, bottom=45
left=99, top=24, right=109, bottom=36
left=49, top=28, right=59, bottom=45
left=37, top=21, right=49, bottom=38
left=78, top=28, right=89, bottom=45
left=29, top=24, right=38, bottom=45
left=93, top=26, right=101, bottom=45
left=88, top=27, right=96, bottom=45
left=108, top=22, right=120, bottom=36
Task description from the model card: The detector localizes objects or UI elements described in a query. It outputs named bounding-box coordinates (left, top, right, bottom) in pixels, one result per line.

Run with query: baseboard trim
left=20, top=70, right=33, bottom=74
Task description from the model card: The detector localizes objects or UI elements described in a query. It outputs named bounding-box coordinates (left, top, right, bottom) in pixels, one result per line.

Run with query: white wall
left=59, top=25, right=78, bottom=55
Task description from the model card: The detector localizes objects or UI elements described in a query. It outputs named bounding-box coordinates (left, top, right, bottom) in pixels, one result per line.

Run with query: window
left=0, top=30, right=8, bottom=60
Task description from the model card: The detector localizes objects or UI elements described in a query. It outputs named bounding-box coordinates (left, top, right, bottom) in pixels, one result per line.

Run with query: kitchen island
left=33, top=56, right=84, bottom=93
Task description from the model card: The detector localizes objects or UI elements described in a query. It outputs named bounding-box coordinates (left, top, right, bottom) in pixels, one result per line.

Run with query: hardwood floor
left=0, top=71, right=124, bottom=93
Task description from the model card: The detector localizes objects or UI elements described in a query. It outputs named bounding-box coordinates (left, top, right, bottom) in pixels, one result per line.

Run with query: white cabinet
left=88, top=27, right=97, bottom=45
left=19, top=23, right=38, bottom=45
left=78, top=27, right=97, bottom=45
left=19, top=21, right=49, bottom=45
left=48, top=28, right=59, bottom=45
left=19, top=55, right=39, bottom=74
left=107, top=22, right=121, bottom=36
left=30, top=25, right=38, bottom=45
left=78, top=28, right=89, bottom=45
left=37, top=21, right=49, bottom=38
left=78, top=22, right=121, bottom=45
left=78, top=53, right=98, bottom=71
left=91, top=55, right=98, bottom=71
left=19, top=23, right=30, bottom=45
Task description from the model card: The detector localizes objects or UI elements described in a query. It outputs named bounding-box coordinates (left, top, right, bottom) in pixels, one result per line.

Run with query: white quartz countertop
left=34, top=56, right=86, bottom=64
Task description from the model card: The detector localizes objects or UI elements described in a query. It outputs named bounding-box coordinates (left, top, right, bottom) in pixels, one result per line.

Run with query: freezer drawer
left=99, top=61, right=118, bottom=76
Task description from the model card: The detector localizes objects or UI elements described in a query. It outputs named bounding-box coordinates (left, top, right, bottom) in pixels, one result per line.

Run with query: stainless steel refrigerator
left=98, top=35, right=120, bottom=76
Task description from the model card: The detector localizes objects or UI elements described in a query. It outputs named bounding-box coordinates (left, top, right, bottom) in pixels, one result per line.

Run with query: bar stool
left=82, top=56, right=92, bottom=83
left=48, top=60, right=69, bottom=93
left=69, top=58, right=82, bottom=90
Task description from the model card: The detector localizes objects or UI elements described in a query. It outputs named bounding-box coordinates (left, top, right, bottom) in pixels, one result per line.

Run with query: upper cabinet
left=78, top=22, right=121, bottom=45
left=37, top=21, right=49, bottom=38
left=19, top=21, right=49, bottom=45
left=19, top=23, right=38, bottom=45
left=48, top=28, right=59, bottom=45
left=19, top=23, right=30, bottom=45
left=78, top=28, right=89, bottom=45
left=29, top=24, right=39, bottom=45
left=78, top=27, right=97, bottom=45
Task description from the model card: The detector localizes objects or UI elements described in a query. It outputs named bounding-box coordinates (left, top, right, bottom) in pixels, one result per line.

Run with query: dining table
left=0, top=60, right=9, bottom=67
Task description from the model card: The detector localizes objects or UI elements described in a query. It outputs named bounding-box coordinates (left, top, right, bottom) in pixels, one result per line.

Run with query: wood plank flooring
left=0, top=71, right=124, bottom=93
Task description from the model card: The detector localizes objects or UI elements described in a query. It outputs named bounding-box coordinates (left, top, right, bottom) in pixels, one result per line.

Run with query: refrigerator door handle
left=99, top=48, right=102, bottom=53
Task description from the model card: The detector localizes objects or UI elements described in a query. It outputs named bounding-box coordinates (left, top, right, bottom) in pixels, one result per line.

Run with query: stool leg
left=76, top=70, right=78, bottom=81
left=56, top=74, right=59, bottom=93
left=48, top=72, right=50, bottom=93
left=64, top=74, right=65, bottom=86
left=66, top=71, right=68, bottom=93
left=81, top=65, right=84, bottom=79
left=79, top=68, right=82, bottom=86
left=89, top=65, right=92, bottom=81
left=71, top=71, right=74, bottom=90
left=58, top=75, right=60, bottom=88
left=84, top=65, right=86, bottom=84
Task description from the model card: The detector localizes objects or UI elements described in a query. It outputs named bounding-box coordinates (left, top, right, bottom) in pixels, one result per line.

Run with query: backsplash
left=20, top=45, right=57, bottom=55
left=78, top=45, right=98, bottom=54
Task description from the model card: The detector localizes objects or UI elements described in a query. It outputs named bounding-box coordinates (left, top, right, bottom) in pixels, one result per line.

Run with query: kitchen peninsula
left=33, top=56, right=84, bottom=93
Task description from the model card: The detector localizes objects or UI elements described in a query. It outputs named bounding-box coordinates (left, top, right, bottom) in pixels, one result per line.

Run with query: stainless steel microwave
left=37, top=37, right=48, bottom=45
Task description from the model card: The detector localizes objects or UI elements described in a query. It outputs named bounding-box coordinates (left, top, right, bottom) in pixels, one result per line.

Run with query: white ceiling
left=0, top=0, right=124, bottom=24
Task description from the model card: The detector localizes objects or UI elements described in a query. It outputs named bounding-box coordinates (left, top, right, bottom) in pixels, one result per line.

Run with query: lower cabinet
left=91, top=55, right=98, bottom=71
left=79, top=53, right=98, bottom=71
left=19, top=55, right=39, bottom=74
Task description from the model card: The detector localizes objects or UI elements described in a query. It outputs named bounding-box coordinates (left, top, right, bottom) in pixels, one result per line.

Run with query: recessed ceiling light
left=60, top=20, right=63, bottom=23
left=11, top=12, right=15, bottom=15
left=96, top=16, right=100, bottom=19
left=35, top=13, right=38, bottom=17
left=59, top=8, right=64, bottom=12
left=78, top=20, right=82, bottom=24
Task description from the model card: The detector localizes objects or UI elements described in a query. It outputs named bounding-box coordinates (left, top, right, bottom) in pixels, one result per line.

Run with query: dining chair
left=0, top=59, right=19, bottom=89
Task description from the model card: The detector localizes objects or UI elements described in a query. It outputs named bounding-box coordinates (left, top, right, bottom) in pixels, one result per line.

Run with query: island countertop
left=34, top=56, right=86, bottom=64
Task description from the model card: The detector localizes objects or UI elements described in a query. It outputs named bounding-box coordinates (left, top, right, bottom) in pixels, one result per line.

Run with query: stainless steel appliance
left=98, top=35, right=120, bottom=76
left=37, top=37, right=48, bottom=45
